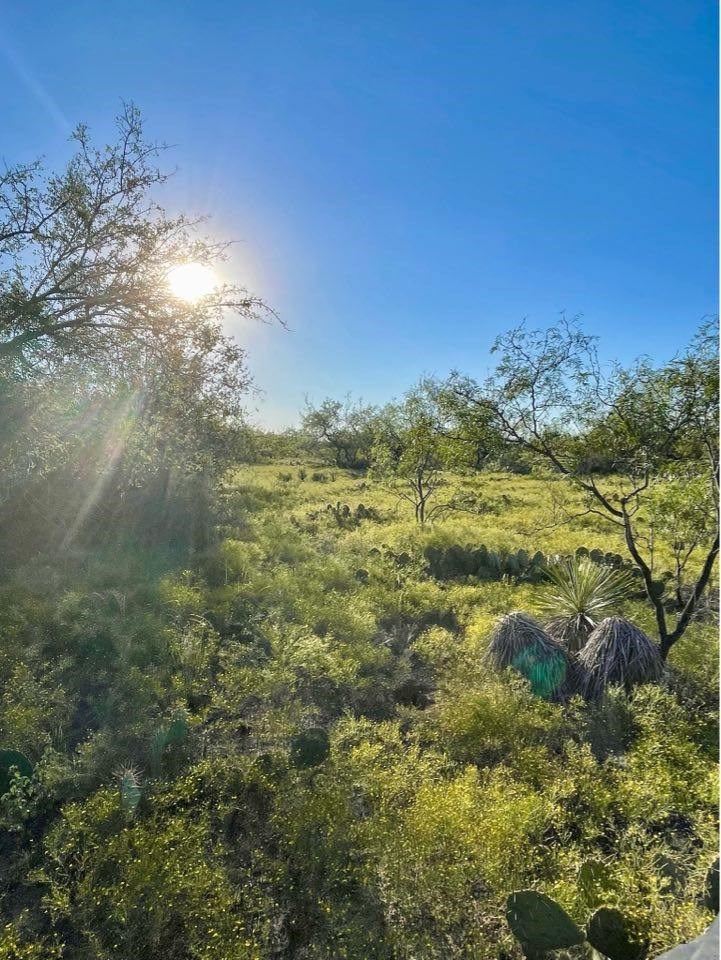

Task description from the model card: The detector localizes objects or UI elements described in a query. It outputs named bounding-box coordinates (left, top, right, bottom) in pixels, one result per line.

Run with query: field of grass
left=0, top=462, right=717, bottom=959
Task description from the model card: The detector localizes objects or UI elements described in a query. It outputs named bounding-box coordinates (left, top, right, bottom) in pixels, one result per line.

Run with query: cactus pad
left=586, top=907, right=647, bottom=960
left=506, top=890, right=584, bottom=954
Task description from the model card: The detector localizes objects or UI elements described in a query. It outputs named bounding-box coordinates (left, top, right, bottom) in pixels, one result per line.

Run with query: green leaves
left=149, top=709, right=190, bottom=777
left=578, top=858, right=612, bottom=909
left=506, top=890, right=585, bottom=955
left=0, top=750, right=33, bottom=796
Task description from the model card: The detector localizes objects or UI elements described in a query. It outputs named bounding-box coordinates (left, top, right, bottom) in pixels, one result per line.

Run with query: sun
left=166, top=262, right=217, bottom=303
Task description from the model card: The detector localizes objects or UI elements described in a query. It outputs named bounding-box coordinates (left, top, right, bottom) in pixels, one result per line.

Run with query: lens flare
left=166, top=262, right=217, bottom=302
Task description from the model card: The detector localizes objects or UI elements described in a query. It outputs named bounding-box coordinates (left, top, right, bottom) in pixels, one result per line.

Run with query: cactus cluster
left=424, top=544, right=546, bottom=582
left=506, top=889, right=648, bottom=960
left=420, top=541, right=674, bottom=597
left=0, top=750, right=33, bottom=796
left=308, top=501, right=382, bottom=529
left=574, top=547, right=678, bottom=601
left=368, top=546, right=413, bottom=569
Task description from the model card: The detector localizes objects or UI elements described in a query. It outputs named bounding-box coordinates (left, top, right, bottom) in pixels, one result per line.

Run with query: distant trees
left=0, top=106, right=270, bottom=559
left=301, top=396, right=378, bottom=469
left=442, top=317, right=719, bottom=657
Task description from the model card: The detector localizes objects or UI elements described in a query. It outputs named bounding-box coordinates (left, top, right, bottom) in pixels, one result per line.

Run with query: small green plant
left=0, top=750, right=33, bottom=796
left=538, top=557, right=635, bottom=653
left=117, top=766, right=142, bottom=816
left=149, top=710, right=190, bottom=776
left=577, top=858, right=613, bottom=908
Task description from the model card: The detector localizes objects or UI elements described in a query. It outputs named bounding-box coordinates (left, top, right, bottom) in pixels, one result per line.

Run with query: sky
left=1, top=0, right=717, bottom=427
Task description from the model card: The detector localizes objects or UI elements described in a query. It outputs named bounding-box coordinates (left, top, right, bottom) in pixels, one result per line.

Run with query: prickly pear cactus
left=586, top=907, right=647, bottom=960
left=506, top=890, right=584, bottom=957
left=290, top=727, right=330, bottom=769
left=0, top=750, right=33, bottom=796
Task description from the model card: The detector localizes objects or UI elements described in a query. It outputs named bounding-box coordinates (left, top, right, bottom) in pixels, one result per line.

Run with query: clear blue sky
left=1, top=1, right=717, bottom=427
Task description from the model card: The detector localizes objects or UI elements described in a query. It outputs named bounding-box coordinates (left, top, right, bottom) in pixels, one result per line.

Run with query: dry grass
left=545, top=614, right=596, bottom=653
left=485, top=611, right=571, bottom=700
left=579, top=616, right=664, bottom=699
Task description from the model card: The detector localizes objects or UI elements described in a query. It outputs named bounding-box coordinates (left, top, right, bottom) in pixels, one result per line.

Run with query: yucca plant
left=537, top=557, right=635, bottom=653
left=485, top=612, right=569, bottom=700
left=116, top=765, right=142, bottom=816
left=579, top=617, right=664, bottom=699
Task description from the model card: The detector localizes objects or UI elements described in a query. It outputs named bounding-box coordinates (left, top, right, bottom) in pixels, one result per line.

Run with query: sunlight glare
left=166, top=262, right=217, bottom=302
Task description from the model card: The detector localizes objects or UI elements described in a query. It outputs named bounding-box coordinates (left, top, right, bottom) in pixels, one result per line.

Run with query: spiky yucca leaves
left=116, top=766, right=142, bottom=815
left=486, top=612, right=569, bottom=700
left=579, top=617, right=664, bottom=699
left=538, top=557, right=635, bottom=653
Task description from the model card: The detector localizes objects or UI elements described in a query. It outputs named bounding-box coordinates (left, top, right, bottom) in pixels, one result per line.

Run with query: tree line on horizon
left=1, top=108, right=717, bottom=658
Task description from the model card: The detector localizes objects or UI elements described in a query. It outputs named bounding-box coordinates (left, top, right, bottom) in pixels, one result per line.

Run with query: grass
left=227, top=461, right=717, bottom=679
left=1, top=460, right=715, bottom=958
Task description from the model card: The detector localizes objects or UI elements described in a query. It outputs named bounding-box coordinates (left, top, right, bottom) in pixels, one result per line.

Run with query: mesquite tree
left=444, top=317, right=718, bottom=658
left=0, top=105, right=270, bottom=555
left=0, top=103, right=266, bottom=368
left=371, top=386, right=456, bottom=525
left=300, top=396, right=379, bottom=469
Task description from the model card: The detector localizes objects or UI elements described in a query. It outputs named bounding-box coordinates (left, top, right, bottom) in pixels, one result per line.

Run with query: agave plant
left=537, top=557, right=635, bottom=653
